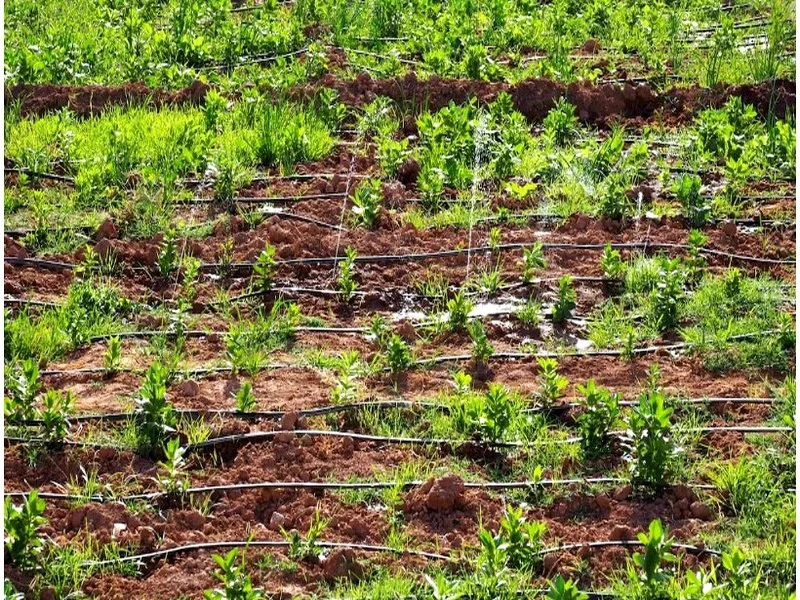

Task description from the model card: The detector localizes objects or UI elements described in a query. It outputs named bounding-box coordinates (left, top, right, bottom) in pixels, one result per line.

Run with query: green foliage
left=104, top=336, right=122, bottom=373
left=235, top=381, right=257, bottom=413
left=4, top=491, right=47, bottom=571
left=628, top=519, right=676, bottom=598
left=521, top=242, right=546, bottom=283
left=337, top=247, right=359, bottom=302
left=547, top=575, right=588, bottom=600
left=576, top=380, right=620, bottom=459
left=39, top=389, right=74, bottom=445
left=252, top=242, right=277, bottom=294
left=204, top=548, right=263, bottom=600
left=446, top=290, right=473, bottom=331
left=649, top=257, right=683, bottom=332
left=351, top=179, right=383, bottom=229
left=157, top=229, right=179, bottom=277
left=155, top=438, right=189, bottom=498
left=252, top=102, right=334, bottom=172
left=552, top=275, right=576, bottom=323
left=496, top=505, right=546, bottom=569
left=225, top=300, right=300, bottom=375
left=282, top=508, right=329, bottom=562
left=384, top=334, right=413, bottom=374
left=135, top=361, right=177, bottom=453
left=478, top=384, right=515, bottom=443
left=536, top=357, right=568, bottom=408
left=468, top=320, right=494, bottom=367
left=543, top=98, right=579, bottom=146
left=672, top=174, right=709, bottom=227
left=516, top=297, right=541, bottom=327
left=377, top=136, right=409, bottom=178
left=600, top=243, right=625, bottom=279
left=4, top=358, right=41, bottom=423
left=622, top=391, right=677, bottom=490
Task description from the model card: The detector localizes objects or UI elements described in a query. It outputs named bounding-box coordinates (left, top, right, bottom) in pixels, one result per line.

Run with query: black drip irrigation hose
left=13, top=396, right=782, bottom=427
left=6, top=240, right=793, bottom=275
left=31, top=328, right=786, bottom=378
left=79, top=540, right=449, bottom=569
left=175, top=192, right=348, bottom=205
left=536, top=540, right=722, bottom=558
left=2, top=477, right=735, bottom=503
left=6, top=425, right=791, bottom=453
left=4, top=167, right=75, bottom=183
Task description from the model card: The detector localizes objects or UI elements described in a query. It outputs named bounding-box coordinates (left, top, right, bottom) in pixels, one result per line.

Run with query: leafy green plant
left=351, top=179, right=383, bottom=229
left=252, top=242, right=277, bottom=294
left=516, top=297, right=541, bottom=327
left=235, top=381, right=257, bottom=413
left=338, top=247, right=359, bottom=302
left=135, top=361, right=177, bottom=453
left=446, top=290, right=473, bottom=331
left=385, top=334, right=413, bottom=375
left=477, top=383, right=515, bottom=443
left=496, top=505, right=546, bottom=569
left=157, top=229, right=179, bottom=277
left=282, top=508, right=329, bottom=562
left=39, top=389, right=74, bottom=445
left=377, top=136, right=409, bottom=178
left=204, top=548, right=263, bottom=600
left=543, top=98, right=578, bottom=146
left=576, top=380, right=620, bottom=459
left=104, top=336, right=121, bottom=373
left=536, top=357, right=568, bottom=408
left=649, top=258, right=683, bottom=332
left=547, top=576, right=588, bottom=600
left=4, top=358, right=41, bottom=423
left=552, top=275, right=576, bottom=323
left=154, top=438, right=189, bottom=499
left=684, top=230, right=708, bottom=284
left=4, top=491, right=47, bottom=571
left=520, top=242, right=546, bottom=284
left=468, top=321, right=494, bottom=370
left=672, top=174, right=709, bottom=227
left=628, top=519, right=676, bottom=597
left=600, top=243, right=625, bottom=280
left=622, top=391, right=677, bottom=490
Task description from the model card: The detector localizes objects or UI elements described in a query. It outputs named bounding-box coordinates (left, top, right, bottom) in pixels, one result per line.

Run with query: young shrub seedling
left=157, top=229, right=179, bottom=277
left=478, top=383, right=515, bottom=443
left=552, top=275, right=576, bottom=323
left=626, top=519, right=676, bottom=597
left=446, top=290, right=474, bottom=332
left=252, top=242, right=277, bottom=294
left=154, top=438, right=189, bottom=500
left=535, top=357, right=568, bottom=409
left=650, top=258, right=683, bottom=332
left=282, top=508, right=329, bottom=562
left=543, top=98, right=578, bottom=146
left=520, top=242, right=546, bottom=284
left=547, top=575, right=588, bottom=600
left=337, top=247, right=359, bottom=302
left=600, top=243, right=625, bottom=280
left=350, top=179, right=383, bottom=229
left=385, top=334, right=413, bottom=375
left=4, top=491, right=47, bottom=571
left=39, top=389, right=74, bottom=446
left=623, top=391, right=678, bottom=490
left=204, top=548, right=264, bottom=600
left=135, top=361, right=177, bottom=454
left=235, top=381, right=257, bottom=413
left=104, top=336, right=121, bottom=373
left=516, top=297, right=542, bottom=328
left=576, top=380, right=620, bottom=459
left=4, top=358, right=41, bottom=423
left=672, top=174, right=709, bottom=227
left=468, top=320, right=494, bottom=375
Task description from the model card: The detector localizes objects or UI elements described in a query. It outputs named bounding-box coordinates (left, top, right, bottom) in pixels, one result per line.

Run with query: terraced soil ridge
left=7, top=76, right=795, bottom=124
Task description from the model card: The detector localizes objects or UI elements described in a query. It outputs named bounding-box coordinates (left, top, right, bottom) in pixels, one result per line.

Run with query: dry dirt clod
left=338, top=436, right=355, bottom=457
left=281, top=411, right=300, bottom=431
left=609, top=525, right=634, bottom=541
left=543, top=553, right=559, bottom=574
left=673, top=484, right=695, bottom=501
left=721, top=221, right=738, bottom=237
left=274, top=431, right=295, bottom=444
left=595, top=494, right=612, bottom=510
left=269, top=512, right=286, bottom=531
left=690, top=501, right=714, bottom=521
left=179, top=380, right=200, bottom=397
left=95, top=218, right=118, bottom=241
left=422, top=475, right=466, bottom=511
left=323, top=548, right=363, bottom=582
left=223, top=378, right=241, bottom=399
left=613, top=485, right=632, bottom=501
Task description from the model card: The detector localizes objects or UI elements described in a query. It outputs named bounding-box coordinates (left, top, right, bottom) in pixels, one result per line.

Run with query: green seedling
left=385, top=334, right=413, bottom=375
left=338, top=247, right=358, bottom=302
left=154, top=438, right=189, bottom=499
left=104, top=337, right=121, bottom=373
left=552, top=275, right=576, bottom=323
left=446, top=290, right=473, bottom=331
left=351, top=179, right=383, bottom=229
left=4, top=491, right=47, bottom=571
left=235, top=381, right=257, bottom=413
left=600, top=243, right=625, bottom=280
left=521, top=242, right=546, bottom=283
left=576, top=380, right=620, bottom=459
left=157, top=229, right=178, bottom=277
left=623, top=391, right=678, bottom=490
left=536, top=357, right=568, bottom=409
left=204, top=548, right=263, bottom=600
left=252, top=242, right=277, bottom=294
left=135, top=361, right=177, bottom=454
